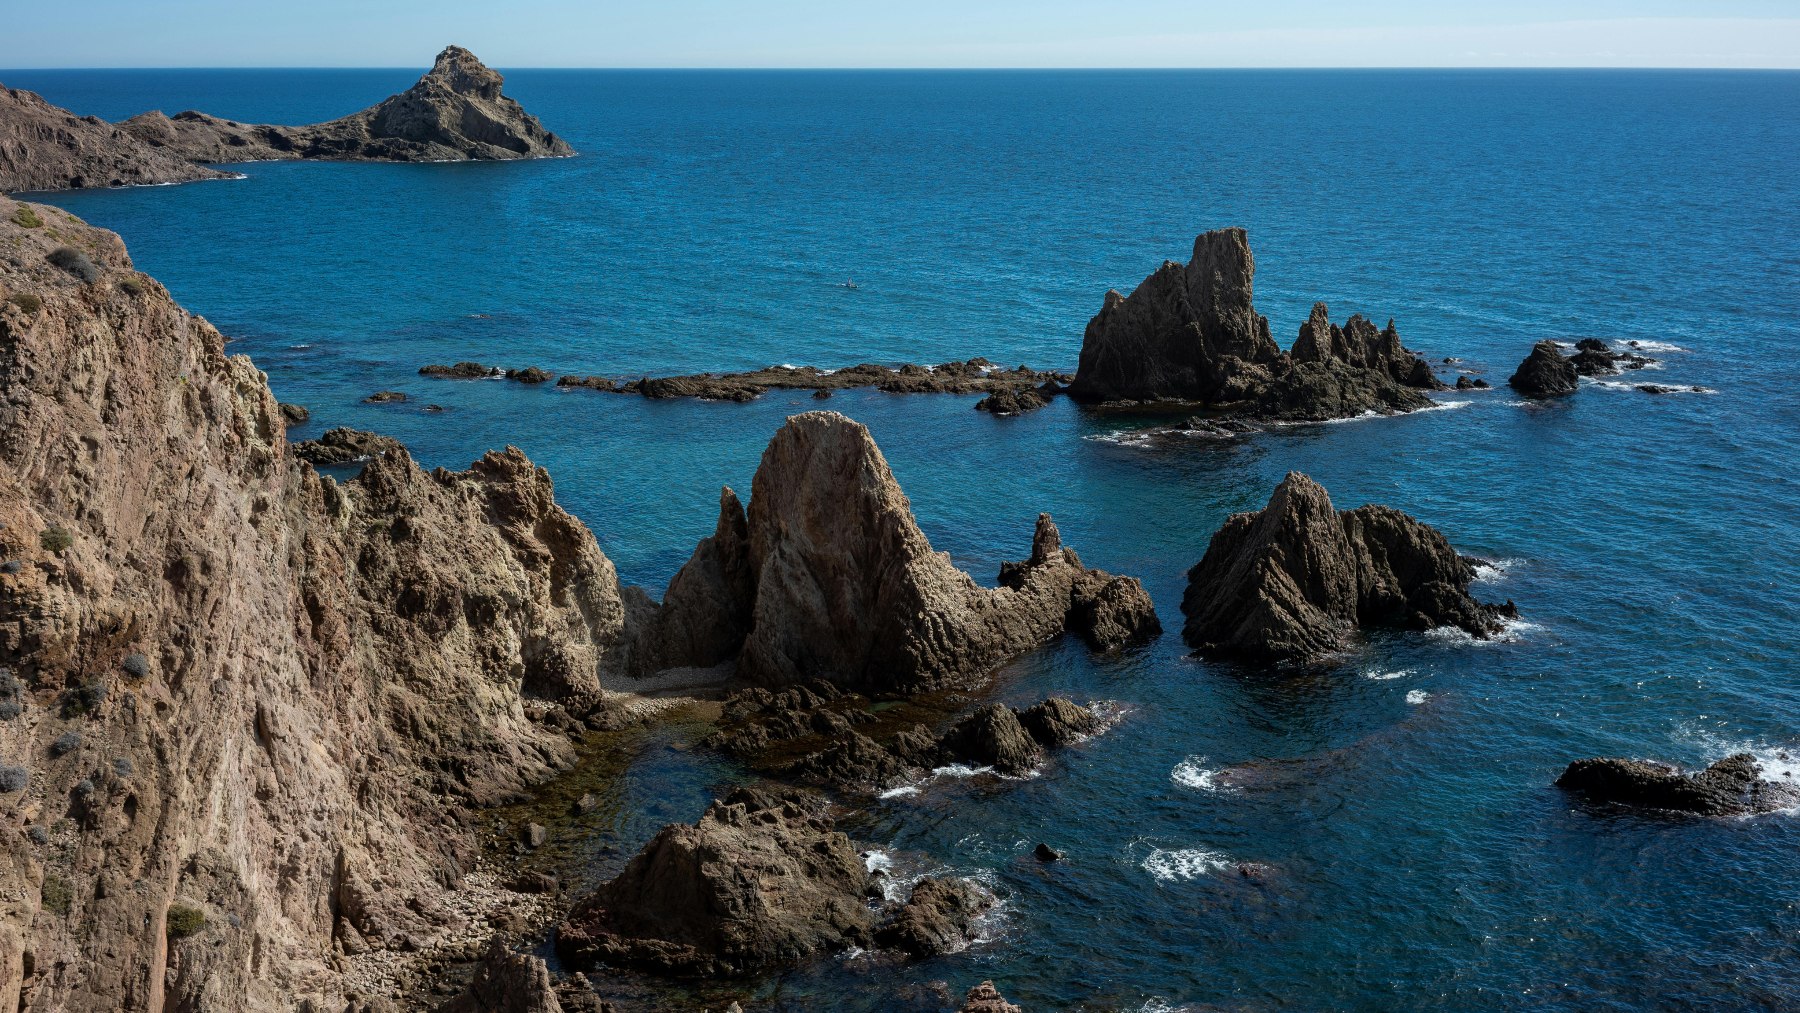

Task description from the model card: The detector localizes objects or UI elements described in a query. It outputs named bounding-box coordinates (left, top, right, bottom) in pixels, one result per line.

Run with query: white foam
left=1171, top=755, right=1235, bottom=792
left=1585, top=378, right=1716, bottom=394
left=1084, top=429, right=1161, bottom=448
left=878, top=763, right=996, bottom=800
left=1142, top=847, right=1232, bottom=882
left=1471, top=557, right=1524, bottom=583
left=1678, top=730, right=1800, bottom=794
left=288, top=343, right=312, bottom=350
left=1129, top=1003, right=1198, bottom=1013
left=1365, top=668, right=1412, bottom=681
left=861, top=849, right=893, bottom=875
left=877, top=784, right=920, bottom=799
left=1424, top=615, right=1537, bottom=647
left=1623, top=339, right=1689, bottom=353
left=1405, top=689, right=1430, bottom=706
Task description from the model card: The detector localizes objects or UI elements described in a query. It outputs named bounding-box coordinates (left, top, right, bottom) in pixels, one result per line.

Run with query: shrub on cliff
left=40, top=526, right=73, bottom=552
left=41, top=875, right=72, bottom=915
left=0, top=765, right=28, bottom=792
left=166, top=904, right=206, bottom=939
left=121, top=653, right=149, bottom=679
left=47, top=246, right=101, bottom=283
left=50, top=731, right=81, bottom=757
left=59, top=681, right=107, bottom=717
left=11, top=206, right=44, bottom=229
left=6, top=292, right=41, bottom=313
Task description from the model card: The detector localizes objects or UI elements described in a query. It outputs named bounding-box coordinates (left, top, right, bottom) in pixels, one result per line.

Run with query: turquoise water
left=10, top=68, right=1800, bottom=1010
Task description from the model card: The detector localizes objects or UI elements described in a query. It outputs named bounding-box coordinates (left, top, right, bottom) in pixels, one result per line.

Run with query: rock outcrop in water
left=556, top=788, right=991, bottom=976
left=0, top=47, right=569, bottom=193
left=1067, top=228, right=1444, bottom=420
left=1555, top=754, right=1797, bottom=816
left=0, top=196, right=634, bottom=1010
left=552, top=359, right=1069, bottom=406
left=958, top=982, right=1023, bottom=1013
left=1568, top=337, right=1655, bottom=377
left=637, top=412, right=1158, bottom=691
left=703, top=680, right=1109, bottom=791
left=1180, top=472, right=1514, bottom=663
left=1507, top=340, right=1580, bottom=397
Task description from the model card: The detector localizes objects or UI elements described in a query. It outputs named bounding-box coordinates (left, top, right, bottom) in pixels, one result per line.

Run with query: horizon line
left=7, top=64, right=1800, bottom=73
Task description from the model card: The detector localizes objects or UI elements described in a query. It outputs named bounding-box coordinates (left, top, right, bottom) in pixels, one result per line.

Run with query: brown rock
left=437, top=938, right=563, bottom=1013
left=1180, top=472, right=1509, bottom=662
left=959, top=981, right=1023, bottom=1013
left=0, top=197, right=637, bottom=1009
left=2, top=48, right=570, bottom=194
left=1555, top=753, right=1797, bottom=816
left=937, top=704, right=1041, bottom=775
left=874, top=877, right=994, bottom=958
left=638, top=414, right=1157, bottom=693
left=556, top=789, right=873, bottom=976
left=1068, top=229, right=1442, bottom=421
left=1507, top=340, right=1580, bottom=397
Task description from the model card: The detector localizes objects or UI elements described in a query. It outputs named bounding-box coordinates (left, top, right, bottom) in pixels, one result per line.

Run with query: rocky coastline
left=0, top=47, right=569, bottom=194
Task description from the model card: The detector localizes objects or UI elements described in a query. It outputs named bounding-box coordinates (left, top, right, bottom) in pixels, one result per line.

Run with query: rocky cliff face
left=1180, top=473, right=1511, bottom=663
left=640, top=412, right=1159, bottom=692
left=1, top=46, right=570, bottom=193
left=0, top=196, right=630, bottom=1011
left=1068, top=229, right=1444, bottom=420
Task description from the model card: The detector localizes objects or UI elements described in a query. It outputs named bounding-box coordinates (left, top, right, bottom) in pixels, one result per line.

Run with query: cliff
left=1, top=46, right=571, bottom=193
left=1068, top=228, right=1445, bottom=420
left=0, top=195, right=627, bottom=1011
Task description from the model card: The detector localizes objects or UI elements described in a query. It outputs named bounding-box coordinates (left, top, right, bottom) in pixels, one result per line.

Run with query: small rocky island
left=1181, top=472, right=1514, bottom=662
left=1556, top=753, right=1797, bottom=816
left=1067, top=228, right=1446, bottom=421
left=0, top=46, right=569, bottom=193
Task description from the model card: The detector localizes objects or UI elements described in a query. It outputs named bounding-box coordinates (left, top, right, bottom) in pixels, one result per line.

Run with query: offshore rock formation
left=1555, top=754, right=1798, bottom=816
left=0, top=47, right=569, bottom=193
left=1508, top=340, right=1580, bottom=397
left=703, top=681, right=1108, bottom=791
left=0, top=87, right=236, bottom=193
left=554, top=359, right=1069, bottom=405
left=1568, top=337, right=1655, bottom=377
left=636, top=412, right=1158, bottom=692
left=556, top=788, right=990, bottom=976
left=1068, top=228, right=1444, bottom=420
left=1181, top=473, right=1513, bottom=663
left=0, top=197, right=633, bottom=1011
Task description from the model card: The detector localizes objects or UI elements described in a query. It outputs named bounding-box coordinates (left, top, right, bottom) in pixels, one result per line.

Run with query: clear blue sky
left=3, top=1, right=1797, bottom=69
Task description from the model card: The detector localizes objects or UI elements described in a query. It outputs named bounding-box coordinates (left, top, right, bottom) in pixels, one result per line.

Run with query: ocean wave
left=1675, top=730, right=1800, bottom=811
left=1622, top=339, right=1689, bottom=353
left=1083, top=429, right=1167, bottom=448
left=878, top=762, right=996, bottom=800
left=1141, top=847, right=1234, bottom=883
left=1171, top=755, right=1236, bottom=792
left=1424, top=615, right=1537, bottom=647
left=1365, top=667, right=1413, bottom=681
left=1127, top=1003, right=1198, bottom=1013
left=1471, top=557, right=1525, bottom=583
left=1405, top=689, right=1430, bottom=706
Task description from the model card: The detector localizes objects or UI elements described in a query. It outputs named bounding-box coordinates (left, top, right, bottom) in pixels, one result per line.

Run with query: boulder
left=292, top=427, right=404, bottom=466
left=958, top=982, right=1023, bottom=1013
left=937, top=704, right=1041, bottom=776
left=873, top=877, right=994, bottom=958
left=1555, top=753, right=1797, bottom=816
left=437, top=938, right=563, bottom=1013
left=1507, top=340, right=1579, bottom=397
left=1181, top=472, right=1510, bottom=662
left=556, top=790, right=873, bottom=976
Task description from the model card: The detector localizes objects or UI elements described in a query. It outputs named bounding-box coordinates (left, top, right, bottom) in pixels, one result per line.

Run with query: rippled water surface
left=10, top=68, right=1800, bottom=1011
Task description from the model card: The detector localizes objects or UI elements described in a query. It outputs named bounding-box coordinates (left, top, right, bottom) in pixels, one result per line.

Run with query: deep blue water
left=8, top=68, right=1800, bottom=1011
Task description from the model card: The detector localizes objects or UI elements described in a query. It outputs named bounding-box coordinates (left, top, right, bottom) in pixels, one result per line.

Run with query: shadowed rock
left=1555, top=753, right=1798, bottom=816
left=1181, top=472, right=1513, bottom=663
left=292, top=427, right=403, bottom=466
left=874, top=877, right=995, bottom=958
left=1508, top=340, right=1579, bottom=397
left=555, top=359, right=1068, bottom=405
left=437, top=938, right=563, bottom=1013
left=1068, top=229, right=1444, bottom=420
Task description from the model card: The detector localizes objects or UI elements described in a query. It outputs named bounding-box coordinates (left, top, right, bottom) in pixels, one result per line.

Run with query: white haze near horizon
left=1, top=1, right=1797, bottom=69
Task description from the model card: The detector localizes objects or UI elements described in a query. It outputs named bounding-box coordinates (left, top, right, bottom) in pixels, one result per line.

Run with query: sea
left=6, top=67, right=1800, bottom=1011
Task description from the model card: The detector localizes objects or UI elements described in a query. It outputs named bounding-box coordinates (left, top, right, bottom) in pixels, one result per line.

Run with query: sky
left=3, top=1, right=1798, bottom=69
